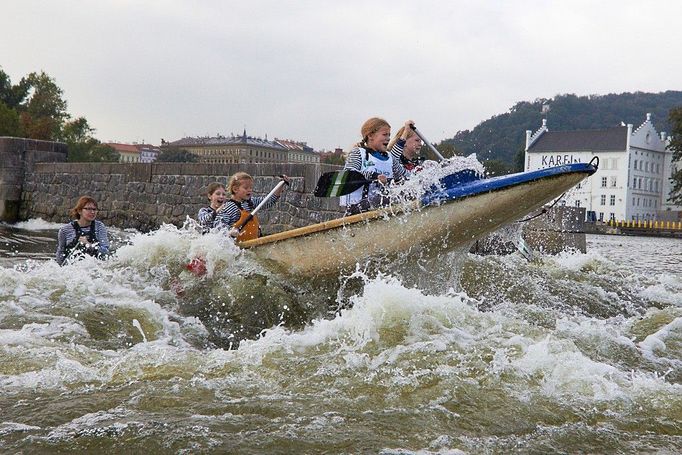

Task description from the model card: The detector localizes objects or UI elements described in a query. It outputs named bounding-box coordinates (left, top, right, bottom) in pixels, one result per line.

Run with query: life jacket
left=64, top=220, right=100, bottom=261
left=229, top=199, right=261, bottom=242
left=401, top=155, right=426, bottom=173
left=342, top=147, right=394, bottom=207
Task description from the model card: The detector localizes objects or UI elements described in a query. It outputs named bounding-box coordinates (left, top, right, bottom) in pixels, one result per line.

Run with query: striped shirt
left=344, top=145, right=407, bottom=182
left=197, top=207, right=217, bottom=232
left=213, top=196, right=280, bottom=230
left=55, top=220, right=110, bottom=265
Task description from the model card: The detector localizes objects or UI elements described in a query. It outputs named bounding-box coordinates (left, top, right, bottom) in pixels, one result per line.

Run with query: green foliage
left=0, top=66, right=78, bottom=141
left=431, top=141, right=461, bottom=159
left=482, top=159, right=512, bottom=176
left=0, top=101, right=20, bottom=136
left=320, top=150, right=345, bottom=165
left=60, top=117, right=95, bottom=143
left=667, top=107, right=682, bottom=204
left=513, top=147, right=525, bottom=172
left=0, top=68, right=29, bottom=108
left=157, top=147, right=198, bottom=162
left=443, top=91, right=682, bottom=166
left=66, top=140, right=119, bottom=162
left=90, top=144, right=120, bottom=162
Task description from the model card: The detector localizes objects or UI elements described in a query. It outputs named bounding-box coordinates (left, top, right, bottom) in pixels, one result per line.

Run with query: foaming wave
left=5, top=218, right=62, bottom=230
left=386, top=154, right=486, bottom=204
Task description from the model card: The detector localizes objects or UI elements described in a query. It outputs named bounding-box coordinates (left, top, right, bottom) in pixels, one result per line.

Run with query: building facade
left=525, top=114, right=679, bottom=222
left=137, top=144, right=160, bottom=163
left=106, top=142, right=141, bottom=163
left=163, top=130, right=320, bottom=165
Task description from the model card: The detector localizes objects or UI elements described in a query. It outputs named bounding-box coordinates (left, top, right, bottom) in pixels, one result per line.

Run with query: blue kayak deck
left=422, top=162, right=598, bottom=206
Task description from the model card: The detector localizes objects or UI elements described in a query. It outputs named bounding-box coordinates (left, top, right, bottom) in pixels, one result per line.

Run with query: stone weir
left=20, top=161, right=345, bottom=234
left=0, top=137, right=68, bottom=222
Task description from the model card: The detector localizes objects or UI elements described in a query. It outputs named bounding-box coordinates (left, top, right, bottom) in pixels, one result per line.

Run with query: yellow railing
left=607, top=219, right=682, bottom=230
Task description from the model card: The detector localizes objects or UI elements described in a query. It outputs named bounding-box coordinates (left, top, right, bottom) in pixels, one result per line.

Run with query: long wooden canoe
left=238, top=163, right=598, bottom=276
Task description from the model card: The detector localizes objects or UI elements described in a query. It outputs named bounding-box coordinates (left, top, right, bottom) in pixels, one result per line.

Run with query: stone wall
left=0, top=137, right=67, bottom=221
left=20, top=161, right=345, bottom=233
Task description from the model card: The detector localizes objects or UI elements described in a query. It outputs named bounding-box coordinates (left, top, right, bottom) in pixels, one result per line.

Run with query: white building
left=137, top=144, right=160, bottom=163
left=525, top=113, right=680, bottom=222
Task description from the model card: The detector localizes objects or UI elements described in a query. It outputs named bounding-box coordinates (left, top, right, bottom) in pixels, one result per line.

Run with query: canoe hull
left=241, top=164, right=595, bottom=276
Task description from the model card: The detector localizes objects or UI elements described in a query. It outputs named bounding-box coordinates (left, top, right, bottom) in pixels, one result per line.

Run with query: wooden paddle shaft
left=232, top=179, right=287, bottom=235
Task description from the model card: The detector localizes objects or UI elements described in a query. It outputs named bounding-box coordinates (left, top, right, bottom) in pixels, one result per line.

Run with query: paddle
left=313, top=123, right=444, bottom=198
left=410, top=124, right=445, bottom=161
left=313, top=169, right=370, bottom=197
left=186, top=178, right=289, bottom=276
left=511, top=236, right=534, bottom=262
left=231, top=179, right=288, bottom=237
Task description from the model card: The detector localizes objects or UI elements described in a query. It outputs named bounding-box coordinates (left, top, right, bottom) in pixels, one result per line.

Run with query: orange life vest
left=233, top=208, right=260, bottom=242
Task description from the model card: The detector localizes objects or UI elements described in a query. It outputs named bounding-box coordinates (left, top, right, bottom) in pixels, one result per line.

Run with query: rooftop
left=528, top=126, right=628, bottom=152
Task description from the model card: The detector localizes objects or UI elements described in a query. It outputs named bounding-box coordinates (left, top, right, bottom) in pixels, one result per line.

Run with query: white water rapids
left=0, top=218, right=680, bottom=453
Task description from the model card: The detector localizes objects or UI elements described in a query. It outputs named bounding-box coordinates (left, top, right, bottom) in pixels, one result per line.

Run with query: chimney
left=525, top=130, right=532, bottom=150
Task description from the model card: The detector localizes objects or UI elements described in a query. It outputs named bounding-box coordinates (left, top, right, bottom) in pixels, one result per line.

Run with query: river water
left=0, top=219, right=680, bottom=453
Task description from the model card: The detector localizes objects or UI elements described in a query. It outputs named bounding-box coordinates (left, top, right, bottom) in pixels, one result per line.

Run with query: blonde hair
left=69, top=196, right=97, bottom=219
left=356, top=117, right=390, bottom=148
left=387, top=125, right=417, bottom=152
left=228, top=172, right=253, bottom=195
left=206, top=182, right=225, bottom=200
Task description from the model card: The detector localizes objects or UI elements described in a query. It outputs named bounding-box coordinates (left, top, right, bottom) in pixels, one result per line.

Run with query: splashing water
left=0, top=219, right=680, bottom=453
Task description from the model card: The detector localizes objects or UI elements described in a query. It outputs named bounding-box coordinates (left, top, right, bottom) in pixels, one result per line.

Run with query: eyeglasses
left=83, top=207, right=98, bottom=212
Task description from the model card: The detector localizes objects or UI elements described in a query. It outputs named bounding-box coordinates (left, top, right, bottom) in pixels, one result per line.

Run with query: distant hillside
left=442, top=91, right=682, bottom=168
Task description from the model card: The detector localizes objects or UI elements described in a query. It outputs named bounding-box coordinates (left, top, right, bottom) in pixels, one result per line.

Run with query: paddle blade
left=314, top=170, right=368, bottom=197
left=512, top=237, right=534, bottom=262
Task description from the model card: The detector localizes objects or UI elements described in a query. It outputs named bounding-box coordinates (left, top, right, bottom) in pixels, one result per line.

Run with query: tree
left=0, top=67, right=76, bottom=141
left=667, top=107, right=682, bottom=204
left=483, top=159, right=512, bottom=176
left=89, top=144, right=120, bottom=162
left=0, top=67, right=29, bottom=108
left=157, top=147, right=198, bottom=162
left=320, top=149, right=345, bottom=165
left=60, top=116, right=95, bottom=143
left=513, top=147, right=526, bottom=172
left=433, top=141, right=461, bottom=159
left=18, top=71, right=69, bottom=140
left=0, top=101, right=20, bottom=136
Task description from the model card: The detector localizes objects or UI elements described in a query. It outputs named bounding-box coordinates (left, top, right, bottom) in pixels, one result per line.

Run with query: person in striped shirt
left=214, top=172, right=290, bottom=240
left=55, top=196, right=110, bottom=265
left=388, top=120, right=425, bottom=176
left=341, top=117, right=409, bottom=214
left=197, top=182, right=227, bottom=233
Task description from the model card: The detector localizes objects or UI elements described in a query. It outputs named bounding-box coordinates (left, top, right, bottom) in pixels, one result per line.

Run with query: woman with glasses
left=55, top=196, right=110, bottom=265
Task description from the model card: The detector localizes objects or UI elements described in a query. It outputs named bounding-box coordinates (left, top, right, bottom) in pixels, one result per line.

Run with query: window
left=599, top=212, right=604, bottom=221
left=610, top=213, right=615, bottom=221
left=610, top=176, right=617, bottom=187
left=575, top=200, right=581, bottom=207
left=600, top=195, right=606, bottom=205
left=634, top=160, right=638, bottom=170
left=609, top=195, right=616, bottom=206
left=601, top=176, right=607, bottom=188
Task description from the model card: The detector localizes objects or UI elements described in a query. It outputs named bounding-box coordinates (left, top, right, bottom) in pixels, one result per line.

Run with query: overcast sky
left=2, top=0, right=681, bottom=151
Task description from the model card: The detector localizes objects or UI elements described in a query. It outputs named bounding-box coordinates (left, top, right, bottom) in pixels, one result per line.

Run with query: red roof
left=105, top=143, right=140, bottom=153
